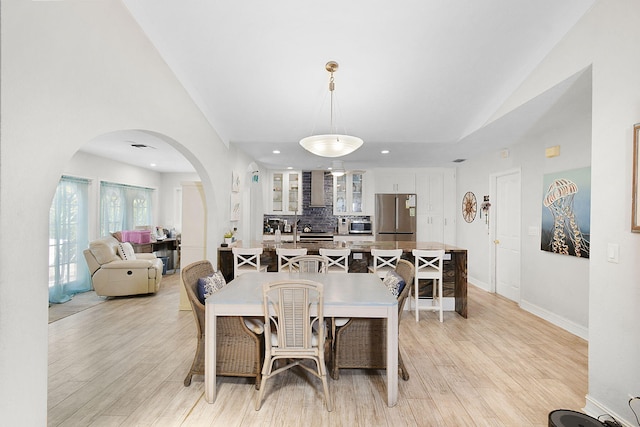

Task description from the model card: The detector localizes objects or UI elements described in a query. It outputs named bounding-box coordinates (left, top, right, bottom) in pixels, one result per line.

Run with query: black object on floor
left=548, top=409, right=606, bottom=427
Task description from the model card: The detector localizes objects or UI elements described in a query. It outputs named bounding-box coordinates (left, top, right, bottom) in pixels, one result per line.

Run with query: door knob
left=494, top=240, right=500, bottom=244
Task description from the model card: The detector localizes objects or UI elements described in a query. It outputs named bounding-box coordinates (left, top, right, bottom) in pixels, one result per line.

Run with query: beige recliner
left=83, top=236, right=162, bottom=297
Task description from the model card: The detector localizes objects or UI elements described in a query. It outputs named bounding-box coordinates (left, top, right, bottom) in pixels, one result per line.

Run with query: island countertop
left=218, top=240, right=466, bottom=253
left=217, top=240, right=468, bottom=318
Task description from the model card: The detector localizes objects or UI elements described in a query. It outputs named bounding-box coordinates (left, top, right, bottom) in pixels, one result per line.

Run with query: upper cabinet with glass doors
left=269, top=170, right=302, bottom=214
left=333, top=171, right=365, bottom=215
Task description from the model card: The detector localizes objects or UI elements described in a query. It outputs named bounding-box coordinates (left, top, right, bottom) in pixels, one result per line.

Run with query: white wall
left=457, top=69, right=592, bottom=338
left=0, top=1, right=254, bottom=424
left=159, top=172, right=200, bottom=233
left=470, top=0, right=640, bottom=422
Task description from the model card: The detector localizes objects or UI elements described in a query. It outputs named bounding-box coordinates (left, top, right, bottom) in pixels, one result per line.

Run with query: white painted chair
left=411, top=249, right=445, bottom=322
left=286, top=255, right=329, bottom=274
left=256, top=279, right=332, bottom=411
left=276, top=247, right=308, bottom=272
left=319, top=248, right=351, bottom=273
left=232, top=247, right=268, bottom=278
left=368, top=249, right=402, bottom=279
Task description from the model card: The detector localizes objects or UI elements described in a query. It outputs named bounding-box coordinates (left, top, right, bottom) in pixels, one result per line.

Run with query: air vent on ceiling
left=129, top=143, right=156, bottom=149
left=452, top=158, right=466, bottom=163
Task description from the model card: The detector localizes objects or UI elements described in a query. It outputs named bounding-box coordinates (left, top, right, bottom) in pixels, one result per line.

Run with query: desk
left=205, top=272, right=399, bottom=407
left=132, top=239, right=178, bottom=270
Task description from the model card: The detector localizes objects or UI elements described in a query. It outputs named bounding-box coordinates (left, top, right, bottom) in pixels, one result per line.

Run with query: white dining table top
left=207, top=271, right=397, bottom=311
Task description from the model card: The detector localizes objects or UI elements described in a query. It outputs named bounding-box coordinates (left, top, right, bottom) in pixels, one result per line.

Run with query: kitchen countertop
left=221, top=240, right=465, bottom=253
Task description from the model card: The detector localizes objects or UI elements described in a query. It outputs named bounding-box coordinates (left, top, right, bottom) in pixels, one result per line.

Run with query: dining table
left=205, top=271, right=400, bottom=407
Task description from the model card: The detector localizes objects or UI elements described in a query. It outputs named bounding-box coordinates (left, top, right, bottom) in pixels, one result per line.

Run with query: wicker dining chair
left=331, top=258, right=414, bottom=381
left=181, top=260, right=263, bottom=388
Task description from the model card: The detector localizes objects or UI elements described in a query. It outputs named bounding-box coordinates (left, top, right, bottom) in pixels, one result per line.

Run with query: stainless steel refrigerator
left=375, top=193, right=417, bottom=241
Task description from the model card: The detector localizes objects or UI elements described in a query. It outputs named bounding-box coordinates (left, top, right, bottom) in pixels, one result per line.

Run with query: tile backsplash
left=264, top=171, right=369, bottom=233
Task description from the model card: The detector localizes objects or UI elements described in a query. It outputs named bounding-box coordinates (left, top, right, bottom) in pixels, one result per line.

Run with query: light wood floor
left=48, top=272, right=588, bottom=426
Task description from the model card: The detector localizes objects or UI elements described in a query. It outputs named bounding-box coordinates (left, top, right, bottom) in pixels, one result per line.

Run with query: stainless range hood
left=309, top=170, right=326, bottom=207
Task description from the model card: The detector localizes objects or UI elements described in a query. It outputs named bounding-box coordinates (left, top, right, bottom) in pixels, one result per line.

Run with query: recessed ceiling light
left=381, top=150, right=390, bottom=154
left=150, top=163, right=157, bottom=167
left=287, top=166, right=293, bottom=170
left=273, top=150, right=280, bottom=154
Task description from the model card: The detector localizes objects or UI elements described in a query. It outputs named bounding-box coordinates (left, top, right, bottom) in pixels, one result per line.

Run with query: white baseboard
left=468, top=276, right=491, bottom=292
left=584, top=394, right=633, bottom=426
left=519, top=299, right=589, bottom=340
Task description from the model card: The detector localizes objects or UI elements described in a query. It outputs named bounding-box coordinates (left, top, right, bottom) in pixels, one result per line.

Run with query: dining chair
left=411, top=249, right=445, bottom=322
left=368, top=248, right=403, bottom=279
left=256, top=279, right=332, bottom=411
left=286, top=255, right=329, bottom=273
left=319, top=248, right=351, bottom=273
left=232, top=247, right=268, bottom=278
left=331, top=259, right=414, bottom=380
left=275, top=247, right=308, bottom=272
left=181, top=260, right=263, bottom=388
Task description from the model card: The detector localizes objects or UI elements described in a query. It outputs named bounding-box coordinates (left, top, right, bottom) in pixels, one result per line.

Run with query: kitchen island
left=218, top=240, right=468, bottom=318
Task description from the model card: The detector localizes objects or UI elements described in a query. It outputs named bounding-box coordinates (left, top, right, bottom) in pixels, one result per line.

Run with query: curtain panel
left=49, top=176, right=91, bottom=303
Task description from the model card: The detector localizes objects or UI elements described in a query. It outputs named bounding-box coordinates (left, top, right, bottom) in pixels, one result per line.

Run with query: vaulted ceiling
left=82, top=1, right=595, bottom=172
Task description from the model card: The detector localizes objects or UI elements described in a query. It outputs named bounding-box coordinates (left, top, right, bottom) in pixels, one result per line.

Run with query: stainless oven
left=349, top=220, right=372, bottom=234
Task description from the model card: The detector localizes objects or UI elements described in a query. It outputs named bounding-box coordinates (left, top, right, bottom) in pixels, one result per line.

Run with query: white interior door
left=493, top=170, right=521, bottom=302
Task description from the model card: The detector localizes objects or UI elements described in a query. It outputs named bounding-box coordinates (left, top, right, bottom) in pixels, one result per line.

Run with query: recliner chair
left=83, top=235, right=162, bottom=297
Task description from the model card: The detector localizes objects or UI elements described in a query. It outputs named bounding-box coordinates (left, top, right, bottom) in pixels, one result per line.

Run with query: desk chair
left=232, top=247, right=268, bottom=278
left=368, top=249, right=402, bottom=279
left=411, top=249, right=445, bottom=322
left=276, top=247, right=308, bottom=272
left=319, top=248, right=351, bottom=273
left=256, top=279, right=332, bottom=411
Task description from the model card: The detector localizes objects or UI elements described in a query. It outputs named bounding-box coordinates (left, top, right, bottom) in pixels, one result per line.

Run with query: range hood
left=309, top=170, right=326, bottom=207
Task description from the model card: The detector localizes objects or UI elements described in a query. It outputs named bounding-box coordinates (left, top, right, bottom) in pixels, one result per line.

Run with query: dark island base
left=218, top=241, right=467, bottom=318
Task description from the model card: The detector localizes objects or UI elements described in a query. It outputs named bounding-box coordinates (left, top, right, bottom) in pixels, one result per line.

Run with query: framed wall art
left=632, top=124, right=640, bottom=231
left=540, top=167, right=591, bottom=258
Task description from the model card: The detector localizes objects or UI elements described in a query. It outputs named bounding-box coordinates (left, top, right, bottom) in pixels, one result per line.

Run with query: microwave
left=349, top=220, right=372, bottom=234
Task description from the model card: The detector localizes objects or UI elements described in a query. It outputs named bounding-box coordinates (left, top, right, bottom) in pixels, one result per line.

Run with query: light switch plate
left=607, top=243, right=619, bottom=263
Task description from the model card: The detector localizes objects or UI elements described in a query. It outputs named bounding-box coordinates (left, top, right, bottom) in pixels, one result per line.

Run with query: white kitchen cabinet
left=333, top=171, right=365, bottom=215
left=373, top=169, right=416, bottom=194
left=415, top=169, right=456, bottom=244
left=268, top=170, right=302, bottom=215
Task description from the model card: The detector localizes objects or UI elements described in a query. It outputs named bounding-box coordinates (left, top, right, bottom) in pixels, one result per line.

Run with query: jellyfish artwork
left=543, top=178, right=589, bottom=257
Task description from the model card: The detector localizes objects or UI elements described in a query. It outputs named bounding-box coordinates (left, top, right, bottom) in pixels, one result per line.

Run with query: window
left=100, top=181, right=154, bottom=236
left=49, top=176, right=91, bottom=303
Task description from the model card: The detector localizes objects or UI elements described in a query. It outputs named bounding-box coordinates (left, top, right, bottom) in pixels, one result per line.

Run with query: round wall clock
left=462, top=191, right=477, bottom=223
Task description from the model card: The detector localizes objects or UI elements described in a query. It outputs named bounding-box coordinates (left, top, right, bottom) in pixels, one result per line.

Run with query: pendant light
left=299, top=61, right=363, bottom=157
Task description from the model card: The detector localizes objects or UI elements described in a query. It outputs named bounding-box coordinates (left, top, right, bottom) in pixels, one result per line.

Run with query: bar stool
left=368, top=249, right=402, bottom=279
left=276, top=247, right=307, bottom=272
left=232, top=247, right=268, bottom=278
left=411, top=249, right=445, bottom=322
left=319, top=248, right=351, bottom=273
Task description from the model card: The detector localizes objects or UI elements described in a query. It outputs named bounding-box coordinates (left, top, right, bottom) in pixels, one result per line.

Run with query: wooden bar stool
left=411, top=249, right=445, bottom=322
left=232, top=247, right=268, bottom=278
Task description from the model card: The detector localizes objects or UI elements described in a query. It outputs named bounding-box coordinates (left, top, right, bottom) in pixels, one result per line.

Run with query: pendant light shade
left=300, top=134, right=363, bottom=158
left=300, top=61, right=363, bottom=158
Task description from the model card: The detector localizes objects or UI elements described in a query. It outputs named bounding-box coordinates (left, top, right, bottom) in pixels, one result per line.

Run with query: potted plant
left=223, top=231, right=233, bottom=245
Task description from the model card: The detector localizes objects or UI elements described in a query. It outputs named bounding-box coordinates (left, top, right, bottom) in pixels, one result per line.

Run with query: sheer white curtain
left=49, top=176, right=91, bottom=303
left=100, top=181, right=153, bottom=236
